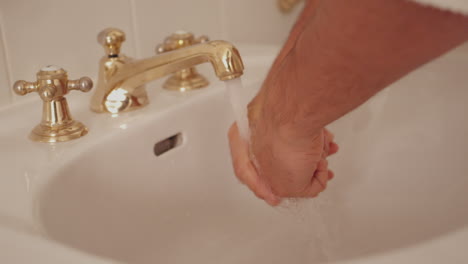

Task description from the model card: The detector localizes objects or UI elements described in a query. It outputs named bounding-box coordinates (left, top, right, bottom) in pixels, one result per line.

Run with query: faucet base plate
left=29, top=121, right=88, bottom=143
left=163, top=72, right=209, bottom=92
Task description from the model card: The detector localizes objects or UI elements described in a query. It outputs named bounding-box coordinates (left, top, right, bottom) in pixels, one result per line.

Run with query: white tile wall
left=132, top=0, right=225, bottom=58
left=0, top=0, right=137, bottom=104
left=222, top=0, right=302, bottom=45
left=0, top=0, right=298, bottom=108
left=0, top=14, right=11, bottom=107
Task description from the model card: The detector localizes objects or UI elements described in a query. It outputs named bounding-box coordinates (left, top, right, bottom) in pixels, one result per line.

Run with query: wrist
left=248, top=86, right=322, bottom=149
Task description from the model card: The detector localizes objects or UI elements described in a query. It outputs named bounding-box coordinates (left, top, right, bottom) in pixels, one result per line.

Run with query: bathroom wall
left=0, top=0, right=302, bottom=108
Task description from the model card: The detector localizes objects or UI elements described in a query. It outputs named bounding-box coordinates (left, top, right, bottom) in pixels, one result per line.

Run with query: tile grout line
left=129, top=0, right=141, bottom=58
left=0, top=11, right=14, bottom=104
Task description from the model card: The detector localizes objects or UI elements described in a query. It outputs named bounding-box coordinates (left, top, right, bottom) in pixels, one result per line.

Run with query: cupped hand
left=228, top=121, right=338, bottom=206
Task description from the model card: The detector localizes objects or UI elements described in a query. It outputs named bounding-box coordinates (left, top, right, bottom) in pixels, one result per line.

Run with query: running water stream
left=224, top=77, right=337, bottom=260
left=225, top=78, right=250, bottom=140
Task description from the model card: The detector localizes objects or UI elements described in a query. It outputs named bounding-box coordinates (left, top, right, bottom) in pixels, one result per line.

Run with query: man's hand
left=228, top=121, right=338, bottom=206
left=227, top=0, right=468, bottom=206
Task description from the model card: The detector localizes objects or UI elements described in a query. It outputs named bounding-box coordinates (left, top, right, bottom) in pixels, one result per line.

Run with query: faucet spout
left=90, top=30, right=244, bottom=114
left=115, top=40, right=244, bottom=89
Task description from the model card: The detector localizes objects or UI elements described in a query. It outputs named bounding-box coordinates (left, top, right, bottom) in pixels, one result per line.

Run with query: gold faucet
left=156, top=31, right=211, bottom=92
left=90, top=28, right=244, bottom=114
left=13, top=66, right=93, bottom=143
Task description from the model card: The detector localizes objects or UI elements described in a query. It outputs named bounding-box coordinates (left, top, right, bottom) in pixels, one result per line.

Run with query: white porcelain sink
left=1, top=44, right=468, bottom=264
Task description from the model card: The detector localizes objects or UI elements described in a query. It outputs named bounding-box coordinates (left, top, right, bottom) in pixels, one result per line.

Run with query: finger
left=314, top=159, right=329, bottom=189
left=228, top=124, right=263, bottom=189
left=303, top=178, right=326, bottom=198
left=228, top=123, right=280, bottom=205
left=243, top=167, right=280, bottom=206
left=302, top=159, right=329, bottom=197
left=320, top=130, right=331, bottom=158
left=324, top=129, right=339, bottom=156
left=328, top=170, right=335, bottom=180
left=324, top=129, right=335, bottom=142
left=328, top=142, right=339, bottom=156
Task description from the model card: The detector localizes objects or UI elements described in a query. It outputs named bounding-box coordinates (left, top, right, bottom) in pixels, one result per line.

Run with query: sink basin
left=39, top=87, right=330, bottom=264
left=1, top=44, right=468, bottom=264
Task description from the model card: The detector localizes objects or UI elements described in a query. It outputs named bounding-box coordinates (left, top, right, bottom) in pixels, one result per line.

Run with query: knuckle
left=322, top=159, right=329, bottom=167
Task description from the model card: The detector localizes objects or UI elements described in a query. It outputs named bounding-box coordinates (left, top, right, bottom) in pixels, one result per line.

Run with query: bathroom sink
left=39, top=86, right=326, bottom=264
left=37, top=55, right=332, bottom=264
left=1, top=44, right=468, bottom=264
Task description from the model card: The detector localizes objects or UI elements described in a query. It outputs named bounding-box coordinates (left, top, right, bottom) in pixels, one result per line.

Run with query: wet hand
left=228, top=123, right=338, bottom=206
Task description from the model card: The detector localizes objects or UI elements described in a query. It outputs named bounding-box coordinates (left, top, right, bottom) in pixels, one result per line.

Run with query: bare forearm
left=257, top=0, right=468, bottom=143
